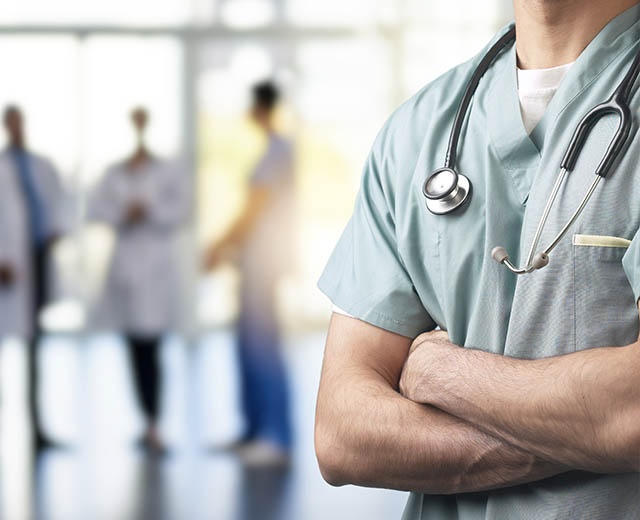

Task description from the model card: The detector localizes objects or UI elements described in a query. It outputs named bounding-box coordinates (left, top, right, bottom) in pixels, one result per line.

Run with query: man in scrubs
left=205, top=81, right=294, bottom=465
left=315, top=1, right=640, bottom=519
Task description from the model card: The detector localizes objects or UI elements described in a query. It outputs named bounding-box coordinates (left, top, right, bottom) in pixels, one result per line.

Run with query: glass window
left=0, top=36, right=79, bottom=180
left=286, top=0, right=379, bottom=27
left=405, top=0, right=503, bottom=25
left=220, top=0, right=276, bottom=28
left=292, top=38, right=394, bottom=325
left=81, top=36, right=183, bottom=187
left=402, top=26, right=497, bottom=95
left=0, top=0, right=213, bottom=26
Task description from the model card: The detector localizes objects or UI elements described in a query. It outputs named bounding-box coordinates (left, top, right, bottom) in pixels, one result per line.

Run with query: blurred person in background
left=205, top=81, right=295, bottom=466
left=0, top=105, right=67, bottom=451
left=88, top=107, right=191, bottom=453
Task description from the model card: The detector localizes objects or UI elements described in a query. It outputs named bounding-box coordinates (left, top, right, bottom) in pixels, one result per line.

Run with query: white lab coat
left=88, top=158, right=191, bottom=336
left=0, top=149, right=66, bottom=338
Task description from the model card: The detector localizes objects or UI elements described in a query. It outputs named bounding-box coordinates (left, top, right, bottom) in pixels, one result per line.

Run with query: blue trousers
left=236, top=283, right=292, bottom=450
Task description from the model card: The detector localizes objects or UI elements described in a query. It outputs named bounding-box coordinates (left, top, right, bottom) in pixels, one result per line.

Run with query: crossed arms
left=314, top=310, right=640, bottom=495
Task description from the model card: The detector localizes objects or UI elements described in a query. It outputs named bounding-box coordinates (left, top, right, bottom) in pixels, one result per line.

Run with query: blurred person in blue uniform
left=89, top=108, right=191, bottom=453
left=0, top=105, right=67, bottom=451
left=205, top=81, right=295, bottom=466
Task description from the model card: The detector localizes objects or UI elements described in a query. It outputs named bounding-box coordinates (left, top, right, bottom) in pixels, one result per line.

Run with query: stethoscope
left=423, top=25, right=640, bottom=275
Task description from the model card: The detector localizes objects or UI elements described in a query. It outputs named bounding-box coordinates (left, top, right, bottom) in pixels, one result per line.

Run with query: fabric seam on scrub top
left=436, top=229, right=449, bottom=324
left=484, top=136, right=533, bottom=206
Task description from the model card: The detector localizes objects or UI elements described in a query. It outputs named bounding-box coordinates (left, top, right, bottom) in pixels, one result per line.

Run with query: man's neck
left=8, top=140, right=25, bottom=152
left=514, top=0, right=640, bottom=69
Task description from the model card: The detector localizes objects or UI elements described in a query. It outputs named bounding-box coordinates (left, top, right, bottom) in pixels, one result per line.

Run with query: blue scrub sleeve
left=622, top=229, right=640, bottom=303
left=251, top=143, right=292, bottom=187
left=318, top=140, right=436, bottom=338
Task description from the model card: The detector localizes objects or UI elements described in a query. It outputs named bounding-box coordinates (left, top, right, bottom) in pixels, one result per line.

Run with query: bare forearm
left=215, top=219, right=248, bottom=251
left=315, top=371, right=566, bottom=494
left=214, top=205, right=264, bottom=252
left=408, top=342, right=640, bottom=472
left=218, top=187, right=270, bottom=250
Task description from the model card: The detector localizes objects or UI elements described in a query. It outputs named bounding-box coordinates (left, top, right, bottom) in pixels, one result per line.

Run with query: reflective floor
left=0, top=331, right=406, bottom=520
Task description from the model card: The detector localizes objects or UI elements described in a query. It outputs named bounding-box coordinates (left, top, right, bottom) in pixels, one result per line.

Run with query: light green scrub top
left=319, top=5, right=640, bottom=520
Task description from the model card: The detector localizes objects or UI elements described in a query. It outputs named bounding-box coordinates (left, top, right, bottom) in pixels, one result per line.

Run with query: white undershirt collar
left=517, top=61, right=575, bottom=135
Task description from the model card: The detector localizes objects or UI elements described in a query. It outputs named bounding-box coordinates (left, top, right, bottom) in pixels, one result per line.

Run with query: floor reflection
left=0, top=331, right=406, bottom=520
left=235, top=464, right=291, bottom=520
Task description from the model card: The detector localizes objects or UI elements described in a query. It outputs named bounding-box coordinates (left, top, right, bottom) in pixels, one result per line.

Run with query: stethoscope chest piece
left=423, top=167, right=471, bottom=215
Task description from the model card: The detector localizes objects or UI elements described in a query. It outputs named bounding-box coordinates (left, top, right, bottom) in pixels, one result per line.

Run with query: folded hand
left=399, top=329, right=457, bottom=403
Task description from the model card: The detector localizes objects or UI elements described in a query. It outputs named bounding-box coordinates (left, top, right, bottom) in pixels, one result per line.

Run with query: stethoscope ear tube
left=561, top=46, right=640, bottom=177
left=596, top=102, right=631, bottom=177
left=560, top=96, right=632, bottom=177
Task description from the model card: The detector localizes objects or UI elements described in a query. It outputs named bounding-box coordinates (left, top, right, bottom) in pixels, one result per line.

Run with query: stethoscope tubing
left=445, top=26, right=517, bottom=171
left=505, top=172, right=602, bottom=275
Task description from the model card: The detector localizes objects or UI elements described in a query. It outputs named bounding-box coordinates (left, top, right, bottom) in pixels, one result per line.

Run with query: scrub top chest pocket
left=573, top=234, right=639, bottom=350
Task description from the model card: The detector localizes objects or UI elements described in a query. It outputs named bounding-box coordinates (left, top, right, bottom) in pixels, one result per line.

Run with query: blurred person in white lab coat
left=89, top=107, right=191, bottom=452
left=205, top=81, right=295, bottom=466
left=0, top=105, right=67, bottom=451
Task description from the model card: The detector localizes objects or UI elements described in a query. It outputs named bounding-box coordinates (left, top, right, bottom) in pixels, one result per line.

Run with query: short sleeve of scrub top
left=318, top=123, right=436, bottom=338
left=251, top=139, right=291, bottom=187
left=622, top=229, right=640, bottom=304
